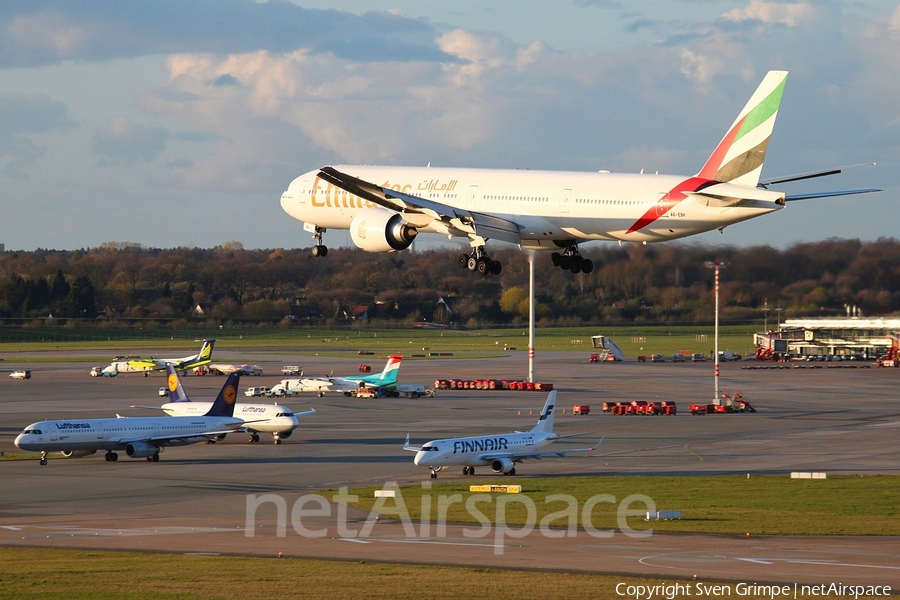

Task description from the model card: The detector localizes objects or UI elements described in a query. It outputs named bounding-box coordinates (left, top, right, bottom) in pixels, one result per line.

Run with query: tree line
left=0, top=238, right=898, bottom=328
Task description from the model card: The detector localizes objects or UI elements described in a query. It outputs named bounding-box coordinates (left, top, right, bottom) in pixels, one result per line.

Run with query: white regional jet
left=404, top=391, right=601, bottom=478
left=273, top=354, right=402, bottom=397
left=137, top=367, right=315, bottom=445
left=281, top=70, right=877, bottom=275
left=15, top=369, right=244, bottom=465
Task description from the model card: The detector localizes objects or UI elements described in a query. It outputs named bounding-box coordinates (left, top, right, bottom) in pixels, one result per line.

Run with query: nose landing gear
left=310, top=226, right=328, bottom=257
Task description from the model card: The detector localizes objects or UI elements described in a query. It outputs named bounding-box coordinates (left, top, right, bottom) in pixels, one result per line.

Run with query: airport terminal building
left=762, top=318, right=900, bottom=359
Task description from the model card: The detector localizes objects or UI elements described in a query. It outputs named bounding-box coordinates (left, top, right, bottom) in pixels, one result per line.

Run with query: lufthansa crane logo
left=224, top=385, right=237, bottom=404
left=167, top=374, right=178, bottom=392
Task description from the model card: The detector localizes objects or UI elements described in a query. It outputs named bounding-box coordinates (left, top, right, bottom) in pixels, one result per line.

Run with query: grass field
left=335, top=474, right=900, bottom=536
left=0, top=325, right=757, bottom=360
left=0, top=547, right=666, bottom=600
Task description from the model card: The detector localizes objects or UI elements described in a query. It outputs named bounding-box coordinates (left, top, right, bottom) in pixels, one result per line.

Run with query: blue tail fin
left=204, top=372, right=241, bottom=417
left=530, top=391, right=557, bottom=434
left=163, top=364, right=192, bottom=403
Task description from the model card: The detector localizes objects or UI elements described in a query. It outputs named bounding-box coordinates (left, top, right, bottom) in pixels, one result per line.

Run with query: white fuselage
left=160, top=402, right=298, bottom=434
left=15, top=415, right=244, bottom=454
left=281, top=166, right=785, bottom=246
left=415, top=432, right=556, bottom=468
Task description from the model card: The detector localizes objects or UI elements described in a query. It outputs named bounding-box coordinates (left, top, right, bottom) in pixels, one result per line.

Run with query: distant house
left=350, top=305, right=369, bottom=320
left=192, top=304, right=206, bottom=317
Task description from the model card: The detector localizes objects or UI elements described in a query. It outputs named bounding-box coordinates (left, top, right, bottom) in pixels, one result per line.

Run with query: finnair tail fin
left=530, top=390, right=557, bottom=434
left=163, top=364, right=191, bottom=403
left=204, top=372, right=241, bottom=418
left=697, top=70, right=788, bottom=187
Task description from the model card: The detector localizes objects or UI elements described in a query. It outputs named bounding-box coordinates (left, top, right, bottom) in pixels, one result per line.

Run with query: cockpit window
left=429, top=446, right=440, bottom=452
left=23, top=428, right=41, bottom=434
left=283, top=411, right=294, bottom=416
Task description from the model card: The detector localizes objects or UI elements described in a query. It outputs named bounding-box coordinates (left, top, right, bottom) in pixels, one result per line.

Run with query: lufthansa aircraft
left=274, top=354, right=403, bottom=397
left=136, top=367, right=316, bottom=445
left=15, top=367, right=243, bottom=465
left=281, top=70, right=877, bottom=275
left=404, top=391, right=601, bottom=478
left=108, top=339, right=216, bottom=376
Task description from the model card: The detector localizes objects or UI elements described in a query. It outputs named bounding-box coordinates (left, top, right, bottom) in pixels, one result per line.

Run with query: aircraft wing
left=112, top=428, right=242, bottom=446
left=318, top=166, right=522, bottom=245
left=478, top=437, right=603, bottom=462
left=292, top=408, right=317, bottom=418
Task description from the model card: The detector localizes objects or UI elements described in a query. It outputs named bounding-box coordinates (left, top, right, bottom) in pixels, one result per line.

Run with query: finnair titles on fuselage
left=404, top=391, right=602, bottom=478
left=281, top=70, right=877, bottom=277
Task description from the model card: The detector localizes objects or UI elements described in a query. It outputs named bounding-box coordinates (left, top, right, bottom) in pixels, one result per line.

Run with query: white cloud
left=92, top=116, right=168, bottom=163
left=721, top=0, right=817, bottom=27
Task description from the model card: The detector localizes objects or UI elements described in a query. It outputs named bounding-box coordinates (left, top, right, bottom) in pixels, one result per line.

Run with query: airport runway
left=1, top=349, right=899, bottom=587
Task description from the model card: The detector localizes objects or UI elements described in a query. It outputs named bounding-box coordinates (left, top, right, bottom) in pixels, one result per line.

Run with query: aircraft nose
left=414, top=452, right=424, bottom=466
left=14, top=434, right=26, bottom=449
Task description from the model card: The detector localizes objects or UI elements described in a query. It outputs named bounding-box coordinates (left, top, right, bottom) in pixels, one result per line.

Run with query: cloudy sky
left=2, top=0, right=898, bottom=252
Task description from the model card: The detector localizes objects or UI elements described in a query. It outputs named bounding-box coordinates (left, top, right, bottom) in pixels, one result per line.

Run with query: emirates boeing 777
left=280, top=71, right=877, bottom=275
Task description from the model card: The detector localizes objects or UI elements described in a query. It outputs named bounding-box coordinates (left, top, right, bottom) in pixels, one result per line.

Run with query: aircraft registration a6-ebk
left=281, top=70, right=877, bottom=275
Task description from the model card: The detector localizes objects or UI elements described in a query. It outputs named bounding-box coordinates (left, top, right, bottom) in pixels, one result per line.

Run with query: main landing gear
left=551, top=244, right=593, bottom=274
left=310, top=226, right=328, bottom=257
left=104, top=451, right=118, bottom=462
left=462, top=466, right=476, bottom=476
left=146, top=453, right=160, bottom=462
left=248, top=433, right=260, bottom=443
left=40, top=450, right=48, bottom=466
left=458, top=247, right=501, bottom=276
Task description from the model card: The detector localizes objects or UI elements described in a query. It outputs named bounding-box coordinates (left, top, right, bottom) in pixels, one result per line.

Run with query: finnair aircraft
left=273, top=354, right=402, bottom=397
left=281, top=70, right=877, bottom=275
left=15, top=368, right=243, bottom=465
left=137, top=368, right=315, bottom=445
left=404, top=391, right=601, bottom=478
left=108, top=339, right=216, bottom=376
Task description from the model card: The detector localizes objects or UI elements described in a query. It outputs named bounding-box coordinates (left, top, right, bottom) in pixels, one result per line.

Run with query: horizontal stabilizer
left=758, top=163, right=876, bottom=187
left=784, top=188, right=881, bottom=202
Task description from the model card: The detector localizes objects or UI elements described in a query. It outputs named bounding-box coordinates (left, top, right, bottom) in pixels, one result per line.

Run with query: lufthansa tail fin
left=204, top=372, right=241, bottom=418
left=530, top=390, right=557, bottom=435
left=697, top=70, right=788, bottom=187
left=163, top=364, right=191, bottom=403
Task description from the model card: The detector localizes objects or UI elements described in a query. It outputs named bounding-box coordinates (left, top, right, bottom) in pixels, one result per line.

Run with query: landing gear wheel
left=458, top=254, right=469, bottom=268
left=559, top=255, right=571, bottom=270
left=551, top=252, right=562, bottom=266
left=110, top=452, right=118, bottom=461
left=476, top=258, right=489, bottom=275
left=509, top=467, right=516, bottom=476
left=312, top=244, right=328, bottom=257
left=40, top=458, right=48, bottom=466
left=581, top=259, right=594, bottom=274
left=430, top=471, right=437, bottom=479
left=274, top=438, right=282, bottom=445
left=569, top=256, right=583, bottom=273
left=467, top=256, right=478, bottom=271
left=151, top=453, right=160, bottom=462
left=490, top=261, right=502, bottom=275
left=463, top=467, right=469, bottom=475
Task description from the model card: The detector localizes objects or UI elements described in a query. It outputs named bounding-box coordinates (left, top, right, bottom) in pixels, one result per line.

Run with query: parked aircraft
left=135, top=367, right=315, bottom=445
left=108, top=339, right=216, bottom=376
left=15, top=367, right=243, bottom=465
left=272, top=354, right=402, bottom=397
left=281, top=70, right=877, bottom=275
left=403, top=390, right=602, bottom=478
left=206, top=363, right=262, bottom=376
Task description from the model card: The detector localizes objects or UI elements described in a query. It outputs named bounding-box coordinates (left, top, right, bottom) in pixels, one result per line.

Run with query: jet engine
left=276, top=430, right=293, bottom=439
left=61, top=449, right=97, bottom=458
left=350, top=208, right=417, bottom=252
left=125, top=441, right=158, bottom=458
left=491, top=457, right=515, bottom=474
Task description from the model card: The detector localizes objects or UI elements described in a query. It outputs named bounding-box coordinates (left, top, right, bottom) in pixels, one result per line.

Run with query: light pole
left=705, top=260, right=727, bottom=405
left=528, top=252, right=536, bottom=382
